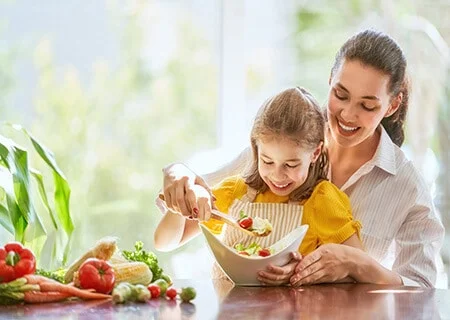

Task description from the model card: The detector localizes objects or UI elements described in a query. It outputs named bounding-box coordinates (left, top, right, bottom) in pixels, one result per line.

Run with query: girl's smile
left=267, top=180, right=293, bottom=193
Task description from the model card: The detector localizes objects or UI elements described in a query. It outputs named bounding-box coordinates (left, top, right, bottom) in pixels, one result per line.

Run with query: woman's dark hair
left=243, top=87, right=328, bottom=201
left=331, top=29, right=409, bottom=147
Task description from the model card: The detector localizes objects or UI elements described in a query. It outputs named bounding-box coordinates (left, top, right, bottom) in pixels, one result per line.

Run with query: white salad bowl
left=200, top=224, right=309, bottom=286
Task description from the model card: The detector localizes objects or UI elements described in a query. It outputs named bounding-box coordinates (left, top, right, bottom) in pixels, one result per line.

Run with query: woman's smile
left=337, top=119, right=360, bottom=137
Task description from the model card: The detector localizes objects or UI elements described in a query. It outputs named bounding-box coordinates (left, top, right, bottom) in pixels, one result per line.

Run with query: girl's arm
left=342, top=233, right=363, bottom=249
left=153, top=210, right=201, bottom=252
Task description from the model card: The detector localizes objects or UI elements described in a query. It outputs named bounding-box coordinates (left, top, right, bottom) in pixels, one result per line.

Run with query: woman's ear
left=311, top=141, right=323, bottom=163
left=385, top=92, right=403, bottom=118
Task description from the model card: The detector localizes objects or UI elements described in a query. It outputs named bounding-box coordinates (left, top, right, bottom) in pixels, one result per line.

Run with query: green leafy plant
left=0, top=122, right=73, bottom=265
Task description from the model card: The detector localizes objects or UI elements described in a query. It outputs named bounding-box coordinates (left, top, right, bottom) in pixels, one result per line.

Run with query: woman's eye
left=361, top=103, right=376, bottom=111
left=261, top=159, right=273, bottom=165
left=285, top=164, right=299, bottom=169
left=334, top=90, right=347, bottom=100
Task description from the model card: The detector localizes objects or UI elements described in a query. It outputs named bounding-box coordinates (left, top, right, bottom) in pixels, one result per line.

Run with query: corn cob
left=112, top=262, right=153, bottom=285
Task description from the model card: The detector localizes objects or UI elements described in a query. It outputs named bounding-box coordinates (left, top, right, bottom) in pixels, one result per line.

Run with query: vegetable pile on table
left=0, top=242, right=110, bottom=304
left=0, top=238, right=196, bottom=305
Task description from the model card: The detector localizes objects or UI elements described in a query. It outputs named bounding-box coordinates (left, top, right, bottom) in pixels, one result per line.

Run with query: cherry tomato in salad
left=238, top=217, right=253, bottom=229
left=166, top=287, right=177, bottom=300
left=258, top=248, right=271, bottom=257
left=148, top=284, right=161, bottom=298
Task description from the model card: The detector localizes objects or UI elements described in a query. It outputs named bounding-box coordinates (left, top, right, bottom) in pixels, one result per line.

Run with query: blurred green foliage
left=2, top=3, right=217, bottom=271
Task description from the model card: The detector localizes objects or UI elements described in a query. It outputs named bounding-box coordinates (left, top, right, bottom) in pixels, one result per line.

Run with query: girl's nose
left=273, top=166, right=287, bottom=179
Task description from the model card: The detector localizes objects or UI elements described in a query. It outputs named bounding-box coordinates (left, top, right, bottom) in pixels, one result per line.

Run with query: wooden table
left=1, top=279, right=449, bottom=319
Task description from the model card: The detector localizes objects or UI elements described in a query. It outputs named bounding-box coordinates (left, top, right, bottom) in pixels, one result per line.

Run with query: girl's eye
left=261, top=159, right=273, bottom=165
left=285, top=164, right=299, bottom=169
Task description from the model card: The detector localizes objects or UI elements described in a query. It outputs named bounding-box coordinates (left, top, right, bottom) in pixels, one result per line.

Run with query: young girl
left=154, top=87, right=363, bottom=279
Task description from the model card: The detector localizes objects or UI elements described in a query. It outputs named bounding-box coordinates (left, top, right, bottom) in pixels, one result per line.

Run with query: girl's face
left=257, top=136, right=321, bottom=197
left=327, top=59, right=400, bottom=148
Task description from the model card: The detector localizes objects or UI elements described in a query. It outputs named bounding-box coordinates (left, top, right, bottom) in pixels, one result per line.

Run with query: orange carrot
left=24, top=275, right=111, bottom=300
left=24, top=291, right=73, bottom=304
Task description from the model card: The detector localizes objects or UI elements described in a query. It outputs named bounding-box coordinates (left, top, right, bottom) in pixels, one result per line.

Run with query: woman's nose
left=340, top=104, right=358, bottom=123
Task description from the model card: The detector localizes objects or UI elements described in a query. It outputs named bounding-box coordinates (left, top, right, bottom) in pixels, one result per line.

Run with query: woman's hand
left=162, top=163, right=213, bottom=216
left=290, top=244, right=355, bottom=286
left=257, top=252, right=302, bottom=286
left=191, top=185, right=213, bottom=221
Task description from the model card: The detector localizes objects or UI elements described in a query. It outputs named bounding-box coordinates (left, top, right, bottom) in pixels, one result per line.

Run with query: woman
left=158, top=29, right=444, bottom=287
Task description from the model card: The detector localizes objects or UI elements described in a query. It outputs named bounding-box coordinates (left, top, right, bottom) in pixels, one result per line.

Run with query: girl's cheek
left=259, top=167, right=269, bottom=177
left=258, top=164, right=267, bottom=176
left=293, top=168, right=308, bottom=183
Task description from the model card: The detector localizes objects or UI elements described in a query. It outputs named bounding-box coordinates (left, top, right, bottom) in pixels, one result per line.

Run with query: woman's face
left=257, top=136, right=321, bottom=197
left=327, top=59, right=399, bottom=148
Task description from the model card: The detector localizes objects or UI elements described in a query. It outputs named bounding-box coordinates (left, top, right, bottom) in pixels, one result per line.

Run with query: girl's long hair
left=243, top=87, right=328, bottom=201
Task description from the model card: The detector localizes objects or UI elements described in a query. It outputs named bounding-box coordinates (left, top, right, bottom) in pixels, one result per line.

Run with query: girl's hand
left=290, top=244, right=354, bottom=286
left=257, top=252, right=302, bottom=286
left=162, top=163, right=212, bottom=216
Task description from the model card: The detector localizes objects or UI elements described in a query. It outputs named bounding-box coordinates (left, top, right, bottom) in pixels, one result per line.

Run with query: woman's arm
left=157, top=148, right=251, bottom=216
left=290, top=190, right=444, bottom=287
left=290, top=243, right=402, bottom=286
left=257, top=233, right=365, bottom=286
left=389, top=198, right=444, bottom=287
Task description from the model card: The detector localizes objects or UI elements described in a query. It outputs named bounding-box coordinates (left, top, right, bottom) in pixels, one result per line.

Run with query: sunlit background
left=1, top=1, right=449, bottom=287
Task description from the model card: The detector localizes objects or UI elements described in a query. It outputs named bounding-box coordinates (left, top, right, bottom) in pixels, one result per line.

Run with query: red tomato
left=258, top=248, right=271, bottom=257
left=148, top=284, right=161, bottom=298
left=166, top=287, right=177, bottom=300
left=78, top=258, right=115, bottom=294
left=238, top=217, right=253, bottom=229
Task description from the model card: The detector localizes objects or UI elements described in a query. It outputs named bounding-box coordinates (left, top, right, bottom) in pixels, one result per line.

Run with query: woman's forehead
left=332, top=60, right=391, bottom=99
